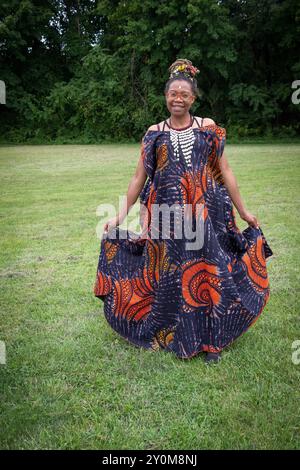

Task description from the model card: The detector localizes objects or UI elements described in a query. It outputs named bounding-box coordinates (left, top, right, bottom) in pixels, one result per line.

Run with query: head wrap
left=168, top=59, right=200, bottom=82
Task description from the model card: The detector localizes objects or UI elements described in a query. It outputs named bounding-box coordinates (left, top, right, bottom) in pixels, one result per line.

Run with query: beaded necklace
left=167, top=115, right=195, bottom=168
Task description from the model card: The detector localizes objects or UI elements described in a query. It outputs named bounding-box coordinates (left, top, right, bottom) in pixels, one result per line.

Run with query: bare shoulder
left=147, top=121, right=165, bottom=132
left=147, top=124, right=158, bottom=131
left=200, top=117, right=216, bottom=127
left=200, top=117, right=226, bottom=133
left=147, top=118, right=218, bottom=131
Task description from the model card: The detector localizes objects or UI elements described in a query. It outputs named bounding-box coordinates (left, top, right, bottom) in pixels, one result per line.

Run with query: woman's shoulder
left=200, top=117, right=226, bottom=138
left=196, top=116, right=225, bottom=129
left=145, top=117, right=225, bottom=134
left=147, top=117, right=218, bottom=130
left=147, top=121, right=165, bottom=132
left=201, top=117, right=215, bottom=127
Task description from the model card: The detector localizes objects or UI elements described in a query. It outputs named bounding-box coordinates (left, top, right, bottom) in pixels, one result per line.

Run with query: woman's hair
left=164, top=58, right=200, bottom=97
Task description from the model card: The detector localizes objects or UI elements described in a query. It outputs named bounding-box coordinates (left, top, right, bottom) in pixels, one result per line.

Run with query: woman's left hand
left=240, top=210, right=260, bottom=229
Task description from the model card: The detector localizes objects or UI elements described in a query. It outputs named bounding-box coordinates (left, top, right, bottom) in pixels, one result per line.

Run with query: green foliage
left=0, top=0, right=299, bottom=142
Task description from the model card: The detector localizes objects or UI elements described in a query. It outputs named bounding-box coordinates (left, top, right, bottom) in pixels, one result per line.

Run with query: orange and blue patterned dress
left=94, top=117, right=273, bottom=358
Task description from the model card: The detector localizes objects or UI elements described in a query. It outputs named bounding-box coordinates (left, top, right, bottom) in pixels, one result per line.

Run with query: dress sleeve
left=140, top=131, right=157, bottom=181
left=212, top=126, right=226, bottom=159
left=207, top=125, right=226, bottom=185
left=139, top=131, right=157, bottom=209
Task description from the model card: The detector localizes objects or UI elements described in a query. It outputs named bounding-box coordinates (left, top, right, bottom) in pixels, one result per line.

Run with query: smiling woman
left=94, top=58, right=273, bottom=364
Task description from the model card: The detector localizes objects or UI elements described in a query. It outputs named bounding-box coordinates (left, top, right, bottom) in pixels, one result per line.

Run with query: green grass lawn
left=0, top=142, right=299, bottom=450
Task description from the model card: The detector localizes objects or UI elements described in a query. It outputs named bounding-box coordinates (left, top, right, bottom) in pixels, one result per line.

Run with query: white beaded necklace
left=169, top=121, right=195, bottom=168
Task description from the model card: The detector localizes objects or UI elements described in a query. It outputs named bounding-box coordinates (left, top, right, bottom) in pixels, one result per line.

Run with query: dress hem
left=95, top=287, right=271, bottom=360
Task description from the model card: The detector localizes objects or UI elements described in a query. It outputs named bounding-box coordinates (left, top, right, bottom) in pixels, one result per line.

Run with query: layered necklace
left=168, top=114, right=195, bottom=168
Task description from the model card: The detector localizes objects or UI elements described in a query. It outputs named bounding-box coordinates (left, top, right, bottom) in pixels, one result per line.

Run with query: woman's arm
left=219, top=152, right=260, bottom=228
left=117, top=157, right=148, bottom=224
left=103, top=152, right=148, bottom=233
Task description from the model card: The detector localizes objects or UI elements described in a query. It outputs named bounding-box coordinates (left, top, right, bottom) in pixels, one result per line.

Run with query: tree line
left=0, top=0, right=299, bottom=143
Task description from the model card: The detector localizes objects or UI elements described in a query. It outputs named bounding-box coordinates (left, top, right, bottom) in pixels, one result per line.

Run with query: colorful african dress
left=93, top=116, right=273, bottom=358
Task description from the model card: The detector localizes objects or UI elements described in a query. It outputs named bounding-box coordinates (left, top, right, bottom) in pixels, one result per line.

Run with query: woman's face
left=165, top=79, right=196, bottom=117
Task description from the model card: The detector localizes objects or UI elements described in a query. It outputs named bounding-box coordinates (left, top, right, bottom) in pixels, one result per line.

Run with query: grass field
left=0, top=142, right=299, bottom=450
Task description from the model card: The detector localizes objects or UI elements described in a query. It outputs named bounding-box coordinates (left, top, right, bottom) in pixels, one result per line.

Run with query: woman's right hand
left=240, top=210, right=260, bottom=229
left=103, top=215, right=120, bottom=234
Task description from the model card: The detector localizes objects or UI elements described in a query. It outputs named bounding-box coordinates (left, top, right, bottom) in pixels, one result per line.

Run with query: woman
left=94, top=58, right=273, bottom=363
